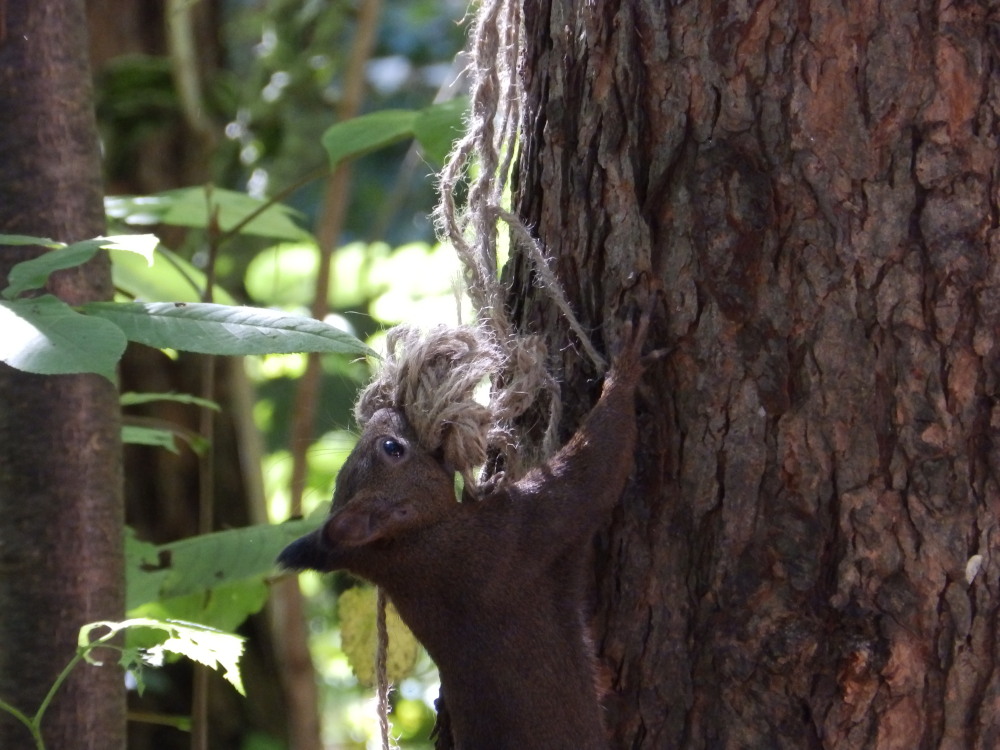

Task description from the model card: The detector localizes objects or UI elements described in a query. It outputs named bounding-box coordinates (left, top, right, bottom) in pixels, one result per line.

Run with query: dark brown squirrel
left=278, top=312, right=651, bottom=750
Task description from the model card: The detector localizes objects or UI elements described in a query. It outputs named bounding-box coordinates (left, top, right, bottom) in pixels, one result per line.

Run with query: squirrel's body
left=279, top=319, right=647, bottom=749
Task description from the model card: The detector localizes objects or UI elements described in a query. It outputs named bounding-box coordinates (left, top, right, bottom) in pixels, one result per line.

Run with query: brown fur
left=279, top=318, right=648, bottom=749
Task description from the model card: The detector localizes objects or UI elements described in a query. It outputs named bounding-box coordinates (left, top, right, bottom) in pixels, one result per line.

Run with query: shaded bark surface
left=510, top=1, right=1000, bottom=748
left=0, top=1, right=125, bottom=748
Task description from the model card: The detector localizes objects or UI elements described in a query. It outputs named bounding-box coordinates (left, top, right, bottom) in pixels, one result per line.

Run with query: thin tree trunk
left=0, top=2, right=125, bottom=748
left=510, top=0, right=1000, bottom=747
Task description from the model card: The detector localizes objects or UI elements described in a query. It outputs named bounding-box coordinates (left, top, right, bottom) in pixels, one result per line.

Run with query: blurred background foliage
left=87, top=0, right=471, bottom=747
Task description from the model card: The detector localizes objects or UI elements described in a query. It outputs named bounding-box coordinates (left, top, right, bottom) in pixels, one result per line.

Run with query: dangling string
left=376, top=586, right=391, bottom=750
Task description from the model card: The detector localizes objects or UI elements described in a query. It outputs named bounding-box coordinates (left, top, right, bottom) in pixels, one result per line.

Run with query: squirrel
left=278, top=308, right=651, bottom=750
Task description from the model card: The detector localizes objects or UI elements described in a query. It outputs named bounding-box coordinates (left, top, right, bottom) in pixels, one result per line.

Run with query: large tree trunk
left=508, top=0, right=999, bottom=747
left=0, top=2, right=125, bottom=749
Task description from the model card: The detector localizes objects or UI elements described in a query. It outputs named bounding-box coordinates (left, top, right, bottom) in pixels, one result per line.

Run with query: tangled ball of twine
left=354, top=324, right=559, bottom=487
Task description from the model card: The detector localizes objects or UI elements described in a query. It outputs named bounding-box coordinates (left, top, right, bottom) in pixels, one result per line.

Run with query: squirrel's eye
left=381, top=438, right=405, bottom=459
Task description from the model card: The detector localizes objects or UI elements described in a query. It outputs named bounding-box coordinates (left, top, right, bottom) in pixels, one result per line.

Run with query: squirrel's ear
left=325, top=503, right=416, bottom=547
left=325, top=508, right=382, bottom=547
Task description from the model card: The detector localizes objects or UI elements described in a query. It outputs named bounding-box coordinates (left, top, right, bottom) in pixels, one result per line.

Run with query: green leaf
left=121, top=423, right=209, bottom=455
left=99, top=234, right=159, bottom=262
left=2, top=243, right=101, bottom=299
left=125, top=519, right=320, bottom=609
left=130, top=578, right=270, bottom=635
left=121, top=391, right=220, bottom=410
left=0, top=296, right=126, bottom=381
left=125, top=528, right=169, bottom=611
left=122, top=425, right=180, bottom=453
left=0, top=233, right=64, bottom=248
left=82, top=301, right=376, bottom=357
left=106, top=188, right=312, bottom=241
left=322, top=109, right=418, bottom=167
left=111, top=243, right=237, bottom=305
left=413, top=97, right=468, bottom=164
left=2, top=234, right=159, bottom=300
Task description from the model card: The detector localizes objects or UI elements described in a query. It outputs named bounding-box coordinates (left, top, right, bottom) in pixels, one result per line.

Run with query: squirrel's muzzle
left=276, top=528, right=330, bottom=572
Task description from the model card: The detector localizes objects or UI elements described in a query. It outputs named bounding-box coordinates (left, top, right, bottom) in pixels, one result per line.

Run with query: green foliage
left=0, top=617, right=246, bottom=750
left=121, top=424, right=204, bottom=455
left=0, top=295, right=127, bottom=381
left=126, top=519, right=319, bottom=610
left=120, top=391, right=221, bottom=409
left=321, top=98, right=467, bottom=168
left=83, top=301, right=374, bottom=357
left=81, top=618, right=247, bottom=696
left=0, top=231, right=372, bottom=382
left=110, top=242, right=237, bottom=305
left=123, top=519, right=321, bottom=650
left=107, top=187, right=312, bottom=242
left=72, top=4, right=474, bottom=743
left=2, top=235, right=151, bottom=299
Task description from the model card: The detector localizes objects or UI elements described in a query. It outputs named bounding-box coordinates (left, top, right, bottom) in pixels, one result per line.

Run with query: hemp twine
left=376, top=586, right=391, bottom=750
left=369, top=0, right=606, bottom=745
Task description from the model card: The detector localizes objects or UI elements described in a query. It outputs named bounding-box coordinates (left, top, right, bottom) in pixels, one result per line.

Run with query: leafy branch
left=0, top=618, right=246, bottom=750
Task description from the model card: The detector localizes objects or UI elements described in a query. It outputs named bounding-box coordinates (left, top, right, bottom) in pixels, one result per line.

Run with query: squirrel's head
left=277, top=407, right=457, bottom=576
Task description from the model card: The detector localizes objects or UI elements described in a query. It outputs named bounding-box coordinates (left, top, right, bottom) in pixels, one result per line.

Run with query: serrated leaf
left=106, top=188, right=312, bottom=241
left=80, top=618, right=247, bottom=695
left=413, top=97, right=468, bottom=164
left=0, top=296, right=126, bottom=381
left=159, top=625, right=246, bottom=694
left=322, top=109, right=418, bottom=167
left=82, top=301, right=375, bottom=357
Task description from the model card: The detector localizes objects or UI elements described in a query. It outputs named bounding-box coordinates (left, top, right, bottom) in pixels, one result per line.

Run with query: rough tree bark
left=0, top=2, right=125, bottom=748
left=506, top=1, right=999, bottom=748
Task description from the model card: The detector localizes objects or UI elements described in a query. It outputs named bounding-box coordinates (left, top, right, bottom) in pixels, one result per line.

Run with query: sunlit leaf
left=243, top=242, right=322, bottom=307
left=82, top=301, right=375, bottom=357
left=0, top=296, right=126, bottom=382
left=80, top=617, right=247, bottom=695
left=338, top=586, right=420, bottom=686
left=100, top=234, right=159, bottom=262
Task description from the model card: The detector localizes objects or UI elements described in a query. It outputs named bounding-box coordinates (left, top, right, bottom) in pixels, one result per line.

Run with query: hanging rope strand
left=376, top=587, right=391, bottom=750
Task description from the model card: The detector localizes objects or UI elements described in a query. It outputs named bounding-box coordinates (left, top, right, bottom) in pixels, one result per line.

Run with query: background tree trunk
left=509, top=1, right=999, bottom=747
left=0, top=1, right=125, bottom=748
